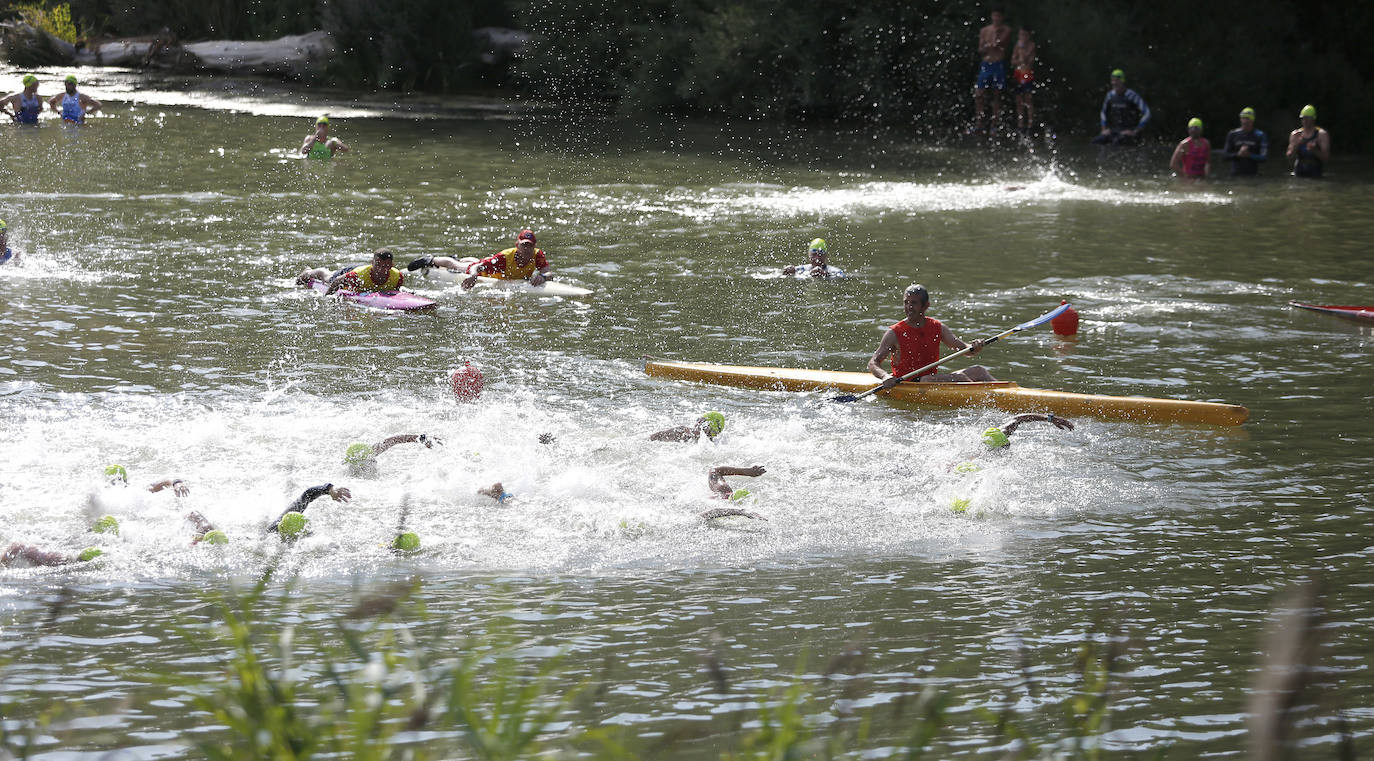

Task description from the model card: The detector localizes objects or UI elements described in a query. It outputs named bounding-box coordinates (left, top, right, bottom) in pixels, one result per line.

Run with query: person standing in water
left=2, top=74, right=44, bottom=124
left=1286, top=105, right=1330, bottom=178
left=47, top=75, right=101, bottom=123
left=867, top=284, right=994, bottom=386
left=1010, top=27, right=1036, bottom=135
left=1170, top=118, right=1211, bottom=179
left=1092, top=69, right=1151, bottom=146
left=0, top=220, right=20, bottom=265
left=301, top=115, right=348, bottom=159
left=1223, top=107, right=1268, bottom=176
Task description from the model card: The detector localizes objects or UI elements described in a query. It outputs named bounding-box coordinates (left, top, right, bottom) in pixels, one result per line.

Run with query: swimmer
left=345, top=433, right=442, bottom=476
left=2, top=542, right=102, bottom=568
left=104, top=464, right=190, bottom=497
left=0, top=220, right=20, bottom=265
left=702, top=464, right=767, bottom=520
left=867, top=284, right=995, bottom=385
left=783, top=238, right=843, bottom=279
left=267, top=483, right=353, bottom=535
left=980, top=413, right=1075, bottom=451
left=46, top=75, right=101, bottom=123
left=1092, top=69, right=1151, bottom=146
left=1286, top=105, right=1330, bottom=179
left=1170, top=118, right=1211, bottom=179
left=300, top=115, right=348, bottom=159
left=295, top=249, right=406, bottom=293
left=2, top=74, right=44, bottom=124
left=650, top=412, right=726, bottom=442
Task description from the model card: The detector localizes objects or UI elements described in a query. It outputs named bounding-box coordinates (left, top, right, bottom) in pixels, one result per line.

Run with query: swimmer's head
left=344, top=442, right=376, bottom=465
left=981, top=427, right=1011, bottom=450
left=1110, top=68, right=1125, bottom=82
left=1187, top=117, right=1203, bottom=131
left=808, top=238, right=827, bottom=253
left=316, top=115, right=330, bottom=126
left=0, top=220, right=7, bottom=235
left=22, top=74, right=37, bottom=88
left=1299, top=104, right=1317, bottom=120
left=104, top=464, right=128, bottom=484
left=65, top=75, right=77, bottom=84
left=1239, top=107, right=1255, bottom=122
left=702, top=412, right=726, bottom=438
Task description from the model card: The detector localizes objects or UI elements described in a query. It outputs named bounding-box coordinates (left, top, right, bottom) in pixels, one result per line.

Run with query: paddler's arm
left=372, top=433, right=441, bottom=455
left=461, top=255, right=499, bottom=290
left=867, top=329, right=902, bottom=388
left=529, top=251, right=553, bottom=286
left=939, top=323, right=984, bottom=355
left=146, top=477, right=190, bottom=497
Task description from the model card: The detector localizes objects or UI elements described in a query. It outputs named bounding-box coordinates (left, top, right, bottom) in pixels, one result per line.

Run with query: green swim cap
left=981, top=427, right=1010, bottom=449
left=65, top=74, right=77, bottom=84
left=22, top=74, right=37, bottom=86
left=201, top=529, right=229, bottom=545
left=729, top=488, right=751, bottom=502
left=0, top=220, right=7, bottom=232
left=951, top=497, right=971, bottom=513
left=392, top=531, right=420, bottom=552
left=1187, top=117, right=1203, bottom=129
left=92, top=514, right=120, bottom=535
left=78, top=547, right=104, bottom=562
left=277, top=511, right=308, bottom=538
left=702, top=412, right=726, bottom=437
left=1299, top=104, right=1317, bottom=119
left=1239, top=107, right=1255, bottom=120
left=954, top=461, right=982, bottom=474
left=808, top=238, right=828, bottom=252
left=316, top=115, right=330, bottom=125
left=1110, top=69, right=1125, bottom=80
left=104, top=464, right=128, bottom=483
left=344, top=442, right=375, bottom=465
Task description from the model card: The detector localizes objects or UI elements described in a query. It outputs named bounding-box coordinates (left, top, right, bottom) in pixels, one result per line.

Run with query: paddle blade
left=831, top=393, right=860, bottom=403
left=1014, top=302, right=1072, bottom=332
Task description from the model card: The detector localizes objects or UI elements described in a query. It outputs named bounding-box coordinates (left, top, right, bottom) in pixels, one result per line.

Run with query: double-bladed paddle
left=832, top=302, right=1072, bottom=403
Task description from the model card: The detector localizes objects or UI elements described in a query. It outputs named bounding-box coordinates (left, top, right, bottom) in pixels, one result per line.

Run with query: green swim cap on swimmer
left=808, top=238, right=828, bottom=252
left=1239, top=107, right=1255, bottom=120
left=201, top=529, right=229, bottom=545
left=981, top=427, right=1010, bottom=449
left=316, top=115, right=330, bottom=125
left=1110, top=68, right=1125, bottom=80
left=104, top=464, right=128, bottom=483
left=1299, top=104, right=1317, bottom=119
left=22, top=74, right=37, bottom=86
left=92, top=514, right=119, bottom=535
left=730, top=488, right=751, bottom=502
left=65, top=75, right=77, bottom=85
left=78, top=547, right=104, bottom=562
left=344, top=442, right=375, bottom=465
left=0, top=220, right=7, bottom=233
left=702, top=412, right=726, bottom=437
left=1187, top=117, right=1203, bottom=129
left=392, top=532, right=420, bottom=552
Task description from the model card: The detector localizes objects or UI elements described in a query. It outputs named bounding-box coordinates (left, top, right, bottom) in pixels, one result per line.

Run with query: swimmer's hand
left=782, top=265, right=798, bottom=275
left=419, top=433, right=442, bottom=448
left=741, top=465, right=766, bottom=477
left=172, top=479, right=190, bottom=498
left=328, top=486, right=352, bottom=503
left=461, top=274, right=479, bottom=290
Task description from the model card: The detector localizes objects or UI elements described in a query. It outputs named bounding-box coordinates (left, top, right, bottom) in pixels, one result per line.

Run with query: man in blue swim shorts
left=971, top=8, right=1012, bottom=136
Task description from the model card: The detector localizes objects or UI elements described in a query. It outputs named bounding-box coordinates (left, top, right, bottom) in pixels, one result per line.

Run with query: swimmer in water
left=267, top=483, right=353, bottom=535
left=0, top=220, right=20, bottom=265
left=47, top=75, right=101, bottom=123
left=1170, top=118, right=1211, bottom=179
left=103, top=464, right=190, bottom=497
left=345, top=433, right=443, bottom=477
left=700, top=464, right=767, bottom=521
left=979, top=413, right=1075, bottom=451
left=2, top=74, right=44, bottom=124
left=301, top=115, right=348, bottom=159
left=2, top=543, right=104, bottom=568
left=783, top=238, right=843, bottom=279
left=650, top=412, right=726, bottom=442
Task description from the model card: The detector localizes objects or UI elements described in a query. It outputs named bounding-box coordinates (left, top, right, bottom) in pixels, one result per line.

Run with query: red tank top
left=890, top=318, right=943, bottom=377
left=1182, top=137, right=1209, bottom=177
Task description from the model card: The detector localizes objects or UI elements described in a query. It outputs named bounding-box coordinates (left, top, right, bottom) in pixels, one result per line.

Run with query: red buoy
left=1051, top=300, right=1079, bottom=336
left=450, top=362, right=484, bottom=401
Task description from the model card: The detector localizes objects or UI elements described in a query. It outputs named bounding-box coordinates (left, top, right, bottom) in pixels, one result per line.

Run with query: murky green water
left=1, top=68, right=1371, bottom=758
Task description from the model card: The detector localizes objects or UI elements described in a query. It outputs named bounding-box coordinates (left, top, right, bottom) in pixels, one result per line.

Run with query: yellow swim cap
left=981, top=427, right=1010, bottom=449
left=316, top=115, right=330, bottom=125
left=344, top=442, right=375, bottom=465
left=1239, top=107, right=1255, bottom=120
left=65, top=74, right=77, bottom=84
left=0, top=220, right=7, bottom=232
left=1187, top=117, right=1203, bottom=129
left=730, top=488, right=751, bottom=502
left=104, top=464, right=128, bottom=483
left=22, top=74, right=37, bottom=86
left=1110, top=69, right=1125, bottom=80
left=1299, top=104, right=1317, bottom=119
left=702, top=412, right=726, bottom=437
left=808, top=238, right=828, bottom=252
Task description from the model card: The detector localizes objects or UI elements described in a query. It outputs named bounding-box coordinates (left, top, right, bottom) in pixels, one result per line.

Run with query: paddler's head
left=22, top=74, right=37, bottom=93
left=370, top=248, right=394, bottom=278
left=902, top=283, right=930, bottom=322
left=514, top=229, right=537, bottom=265
left=807, top=238, right=828, bottom=266
left=64, top=75, right=77, bottom=95
left=700, top=411, right=726, bottom=439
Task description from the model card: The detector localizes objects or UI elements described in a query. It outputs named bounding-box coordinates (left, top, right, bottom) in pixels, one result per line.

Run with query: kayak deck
left=1289, top=302, right=1374, bottom=322
left=644, top=360, right=1249, bottom=426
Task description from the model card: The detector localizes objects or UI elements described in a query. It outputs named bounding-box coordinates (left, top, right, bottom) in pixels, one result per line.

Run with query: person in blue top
left=1222, top=107, right=1268, bottom=176
left=2, top=74, right=44, bottom=124
left=1091, top=69, right=1150, bottom=146
left=47, top=75, right=101, bottom=123
left=0, top=220, right=19, bottom=266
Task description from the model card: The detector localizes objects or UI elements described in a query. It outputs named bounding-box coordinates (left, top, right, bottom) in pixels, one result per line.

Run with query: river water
left=1, top=67, right=1371, bottom=758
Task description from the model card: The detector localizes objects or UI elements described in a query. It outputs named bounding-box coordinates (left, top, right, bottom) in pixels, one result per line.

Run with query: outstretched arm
left=708, top=465, right=766, bottom=499
left=372, top=433, right=441, bottom=456
left=650, top=424, right=700, bottom=442
left=147, top=478, right=189, bottom=497
left=1001, top=412, right=1074, bottom=436
left=269, top=483, right=351, bottom=532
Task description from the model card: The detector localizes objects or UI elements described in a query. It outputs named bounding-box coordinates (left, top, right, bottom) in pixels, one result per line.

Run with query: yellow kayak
left=644, top=360, right=1249, bottom=426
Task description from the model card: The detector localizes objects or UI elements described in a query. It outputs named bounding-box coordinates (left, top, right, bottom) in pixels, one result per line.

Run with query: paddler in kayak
left=650, top=412, right=725, bottom=442
left=300, top=115, right=348, bottom=159
left=783, top=238, right=843, bottom=279
left=867, top=284, right=995, bottom=386
left=0, top=220, right=20, bottom=265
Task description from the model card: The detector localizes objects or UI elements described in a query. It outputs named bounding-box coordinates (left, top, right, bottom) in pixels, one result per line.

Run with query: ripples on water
left=1, top=69, right=1372, bottom=757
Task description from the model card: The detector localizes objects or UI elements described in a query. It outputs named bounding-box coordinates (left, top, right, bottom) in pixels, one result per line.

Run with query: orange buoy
left=450, top=362, right=484, bottom=401
left=1051, top=300, right=1079, bottom=336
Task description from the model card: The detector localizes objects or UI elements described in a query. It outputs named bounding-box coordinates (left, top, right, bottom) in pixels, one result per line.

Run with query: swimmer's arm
left=2, top=542, right=72, bottom=567
left=782, top=264, right=798, bottom=275
left=81, top=95, right=102, bottom=113
left=1315, top=130, right=1331, bottom=161
left=186, top=511, right=217, bottom=542
left=1001, top=413, right=1074, bottom=435
left=1169, top=141, right=1186, bottom=173
left=147, top=478, right=190, bottom=497
left=270, top=483, right=351, bottom=531
left=328, top=138, right=349, bottom=154
left=708, top=465, right=765, bottom=498
left=1286, top=130, right=1301, bottom=157
left=1255, top=132, right=1268, bottom=162
left=649, top=425, right=700, bottom=442
left=373, top=434, right=441, bottom=455
left=300, top=134, right=317, bottom=155
left=867, top=329, right=900, bottom=384
left=47, top=93, right=62, bottom=110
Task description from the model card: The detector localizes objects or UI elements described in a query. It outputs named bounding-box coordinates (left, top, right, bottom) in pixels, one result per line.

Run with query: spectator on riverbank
left=1010, top=27, right=1037, bottom=135
left=0, top=220, right=20, bottom=265
left=2, top=74, right=44, bottom=124
left=1092, top=69, right=1150, bottom=146
left=1223, top=108, right=1268, bottom=176
left=47, top=75, right=101, bottom=123
left=301, top=115, right=348, bottom=159
left=1286, top=105, right=1330, bottom=178
left=1170, top=118, right=1211, bottom=178
left=970, top=7, right=1012, bottom=136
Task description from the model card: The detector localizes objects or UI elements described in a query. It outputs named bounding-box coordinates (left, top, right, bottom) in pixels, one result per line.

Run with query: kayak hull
left=644, top=360, right=1249, bottom=426
left=422, top=267, right=593, bottom=298
left=1289, top=302, right=1374, bottom=322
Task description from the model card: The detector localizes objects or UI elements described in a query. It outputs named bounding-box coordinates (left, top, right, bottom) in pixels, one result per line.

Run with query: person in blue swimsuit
left=0, top=220, right=19, bottom=265
left=47, top=75, right=101, bottom=123
left=971, top=8, right=1012, bottom=136
left=2, top=74, right=44, bottom=124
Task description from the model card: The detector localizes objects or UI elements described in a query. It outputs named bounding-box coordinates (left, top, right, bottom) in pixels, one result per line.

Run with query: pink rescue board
left=308, top=279, right=436, bottom=311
